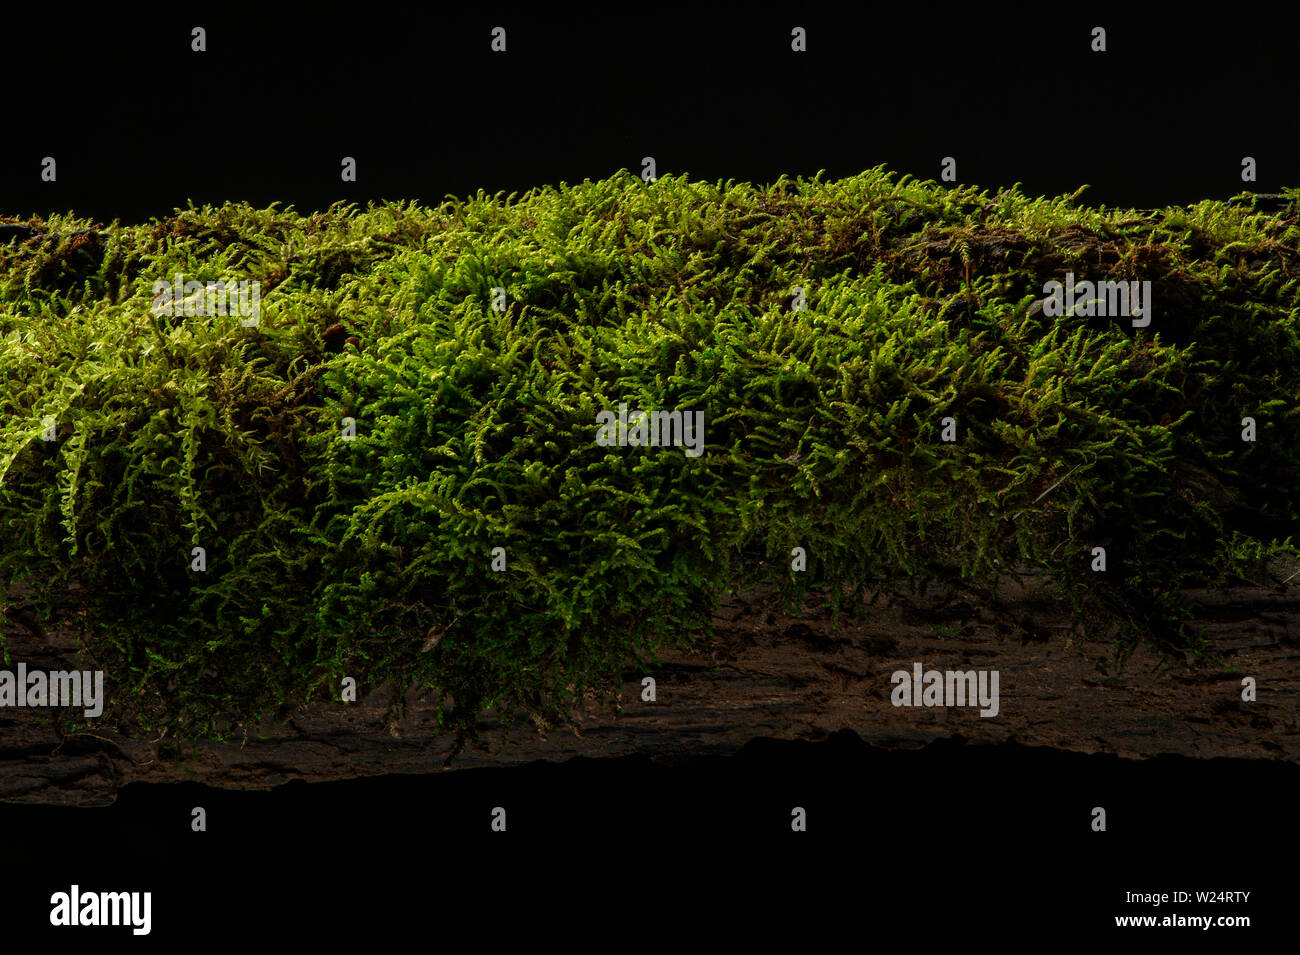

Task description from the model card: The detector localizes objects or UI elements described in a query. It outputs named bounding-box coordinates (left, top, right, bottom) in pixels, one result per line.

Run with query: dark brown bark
left=2, top=576, right=1297, bottom=806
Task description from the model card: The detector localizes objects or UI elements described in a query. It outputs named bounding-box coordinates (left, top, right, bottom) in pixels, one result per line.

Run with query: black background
left=5, top=735, right=1296, bottom=941
left=3, top=6, right=1298, bottom=222
left=2, top=4, right=1297, bottom=943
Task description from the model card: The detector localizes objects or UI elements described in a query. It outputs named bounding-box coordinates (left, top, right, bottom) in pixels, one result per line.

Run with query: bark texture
left=2, top=576, right=1296, bottom=806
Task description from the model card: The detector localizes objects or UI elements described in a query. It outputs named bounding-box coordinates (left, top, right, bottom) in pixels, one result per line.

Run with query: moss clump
left=2, top=167, right=1298, bottom=744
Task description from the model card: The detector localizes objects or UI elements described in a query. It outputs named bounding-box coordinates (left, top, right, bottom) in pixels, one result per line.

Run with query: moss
left=2, top=167, right=1298, bottom=744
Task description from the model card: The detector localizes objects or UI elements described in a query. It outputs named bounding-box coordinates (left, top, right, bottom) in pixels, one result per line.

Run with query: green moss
left=2, top=167, right=1297, bottom=744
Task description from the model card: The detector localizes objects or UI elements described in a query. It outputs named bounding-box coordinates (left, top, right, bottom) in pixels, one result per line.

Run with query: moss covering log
left=1, top=167, right=1298, bottom=745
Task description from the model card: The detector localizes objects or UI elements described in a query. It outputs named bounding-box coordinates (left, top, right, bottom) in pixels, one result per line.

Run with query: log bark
left=2, top=576, right=1296, bottom=806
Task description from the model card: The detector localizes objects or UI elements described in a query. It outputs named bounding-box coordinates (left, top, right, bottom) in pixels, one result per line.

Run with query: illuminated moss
left=1, top=168, right=1297, bottom=744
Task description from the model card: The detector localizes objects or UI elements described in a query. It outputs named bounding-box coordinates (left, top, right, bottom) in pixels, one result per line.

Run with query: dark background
left=2, top=4, right=1297, bottom=942
left=6, top=735, right=1298, bottom=941
left=2, top=7, right=1298, bottom=224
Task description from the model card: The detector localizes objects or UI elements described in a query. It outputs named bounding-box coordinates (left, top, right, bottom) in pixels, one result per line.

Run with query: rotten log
left=1, top=577, right=1296, bottom=806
